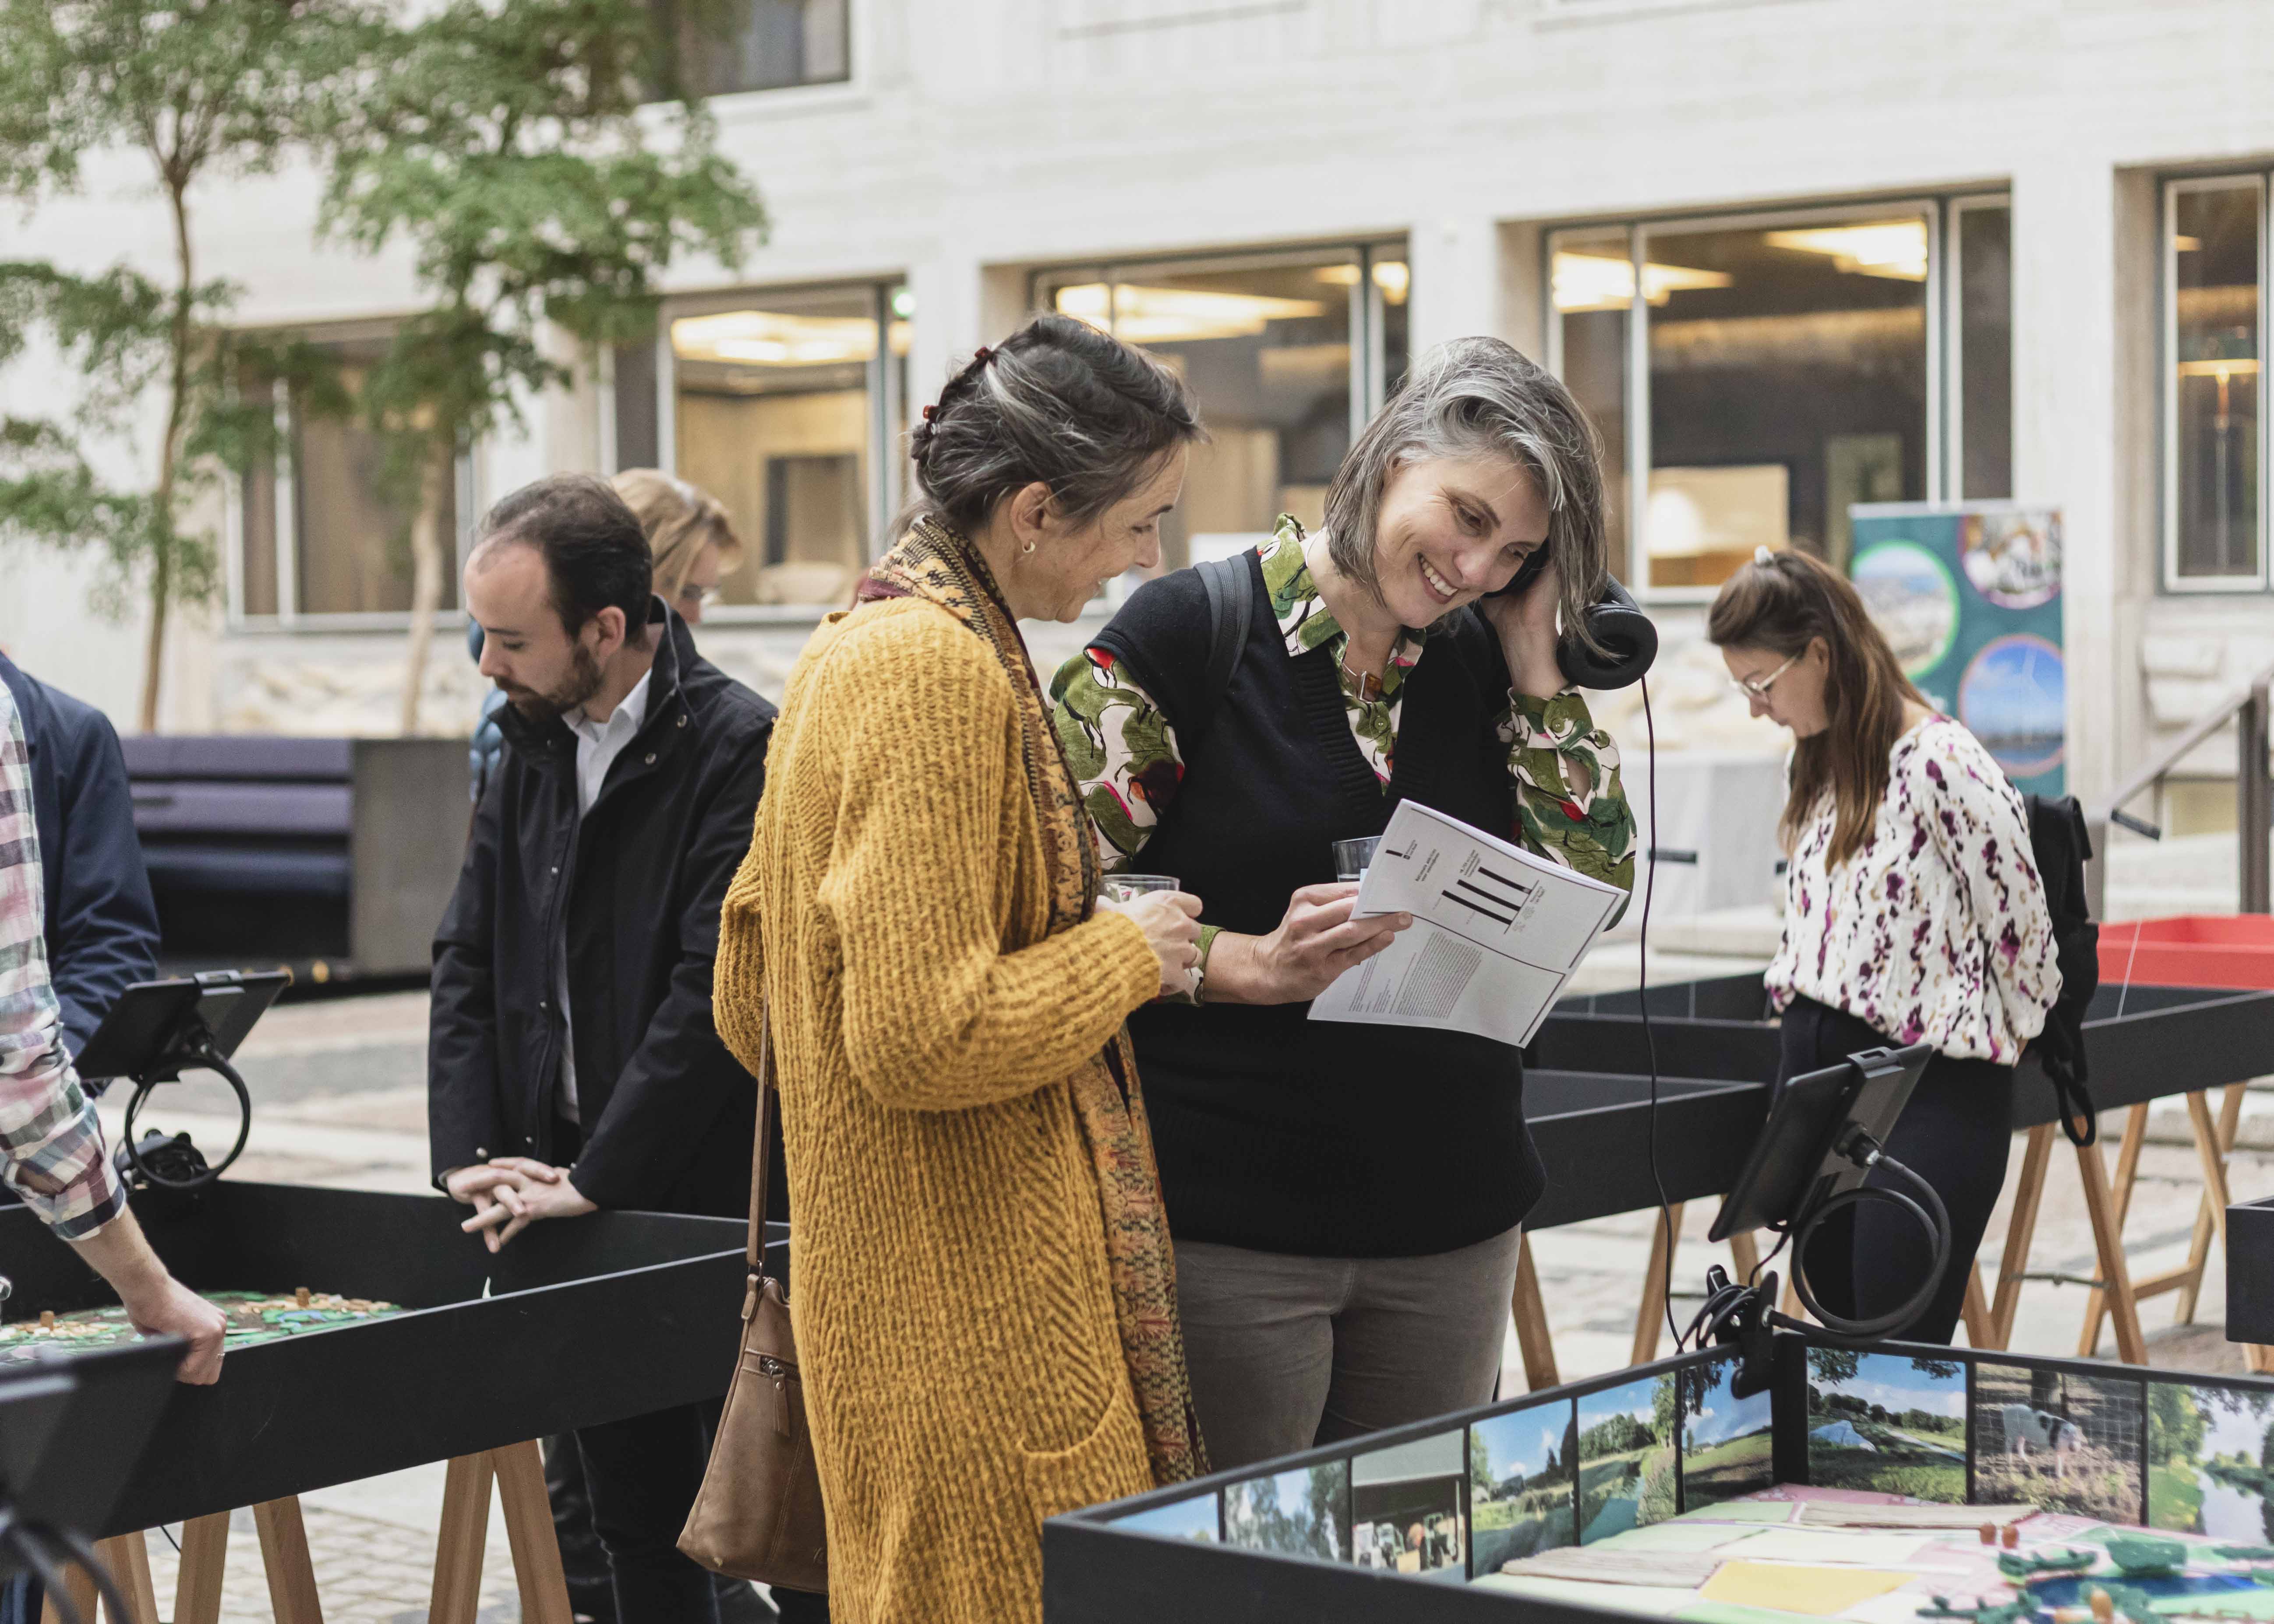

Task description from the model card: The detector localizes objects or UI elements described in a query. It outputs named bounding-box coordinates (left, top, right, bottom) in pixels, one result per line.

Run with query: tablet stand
left=75, top=971, right=288, bottom=1192
left=1687, top=1043, right=1945, bottom=1391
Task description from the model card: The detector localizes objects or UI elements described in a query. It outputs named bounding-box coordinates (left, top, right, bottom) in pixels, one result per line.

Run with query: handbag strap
left=746, top=998, right=774, bottom=1274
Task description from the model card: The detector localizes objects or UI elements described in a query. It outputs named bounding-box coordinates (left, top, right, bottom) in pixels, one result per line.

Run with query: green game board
left=0, top=1290, right=404, bottom=1366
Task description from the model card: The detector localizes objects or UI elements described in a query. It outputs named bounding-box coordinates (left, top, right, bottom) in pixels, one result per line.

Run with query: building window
left=648, top=280, right=907, bottom=608
left=1033, top=243, right=1408, bottom=573
left=234, top=334, right=465, bottom=621
left=1548, top=197, right=2007, bottom=594
left=1952, top=197, right=2014, bottom=502
left=656, top=0, right=849, bottom=98
left=2165, top=175, right=2264, bottom=590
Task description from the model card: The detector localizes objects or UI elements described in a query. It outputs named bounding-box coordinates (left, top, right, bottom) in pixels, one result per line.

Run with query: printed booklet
left=1309, top=799, right=1624, bottom=1047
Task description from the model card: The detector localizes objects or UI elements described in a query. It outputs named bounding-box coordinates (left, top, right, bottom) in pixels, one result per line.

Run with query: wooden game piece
left=2089, top=1588, right=2114, bottom=1624
left=2004, top=1524, right=2021, bottom=1549
left=1981, top=1523, right=1999, bottom=1544
left=295, top=1287, right=311, bottom=1308
left=38, top=1310, right=53, bottom=1330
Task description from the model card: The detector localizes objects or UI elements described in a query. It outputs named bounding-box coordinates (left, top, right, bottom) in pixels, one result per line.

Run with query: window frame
left=1027, top=236, right=1411, bottom=425
left=657, top=0, right=859, bottom=110
left=1946, top=191, right=2013, bottom=509
left=651, top=273, right=909, bottom=625
left=1542, top=193, right=2011, bottom=604
left=226, top=338, right=477, bottom=633
left=2161, top=171, right=2270, bottom=595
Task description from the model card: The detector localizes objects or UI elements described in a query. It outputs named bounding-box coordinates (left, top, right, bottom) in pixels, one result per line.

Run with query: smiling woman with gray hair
left=1049, top=335, right=1638, bottom=1469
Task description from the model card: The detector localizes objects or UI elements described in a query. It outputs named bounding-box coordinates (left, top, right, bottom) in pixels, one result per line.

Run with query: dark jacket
left=0, top=653, right=160, bottom=1055
left=427, top=602, right=776, bottom=1218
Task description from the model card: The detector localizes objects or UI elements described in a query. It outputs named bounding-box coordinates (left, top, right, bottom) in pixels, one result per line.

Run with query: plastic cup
left=1101, top=874, right=1180, bottom=903
left=1333, top=837, right=1381, bottom=882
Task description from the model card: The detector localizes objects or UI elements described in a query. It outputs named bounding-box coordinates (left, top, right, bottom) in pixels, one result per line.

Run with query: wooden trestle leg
left=2074, top=1130, right=2149, bottom=1363
left=2078, top=1103, right=2151, bottom=1355
left=174, top=1511, right=231, bottom=1624
left=1631, top=1203, right=1686, bottom=1365
left=253, top=1496, right=324, bottom=1624
left=430, top=1442, right=574, bottom=1624
left=1983, top=1122, right=2055, bottom=1349
left=1511, top=1230, right=1560, bottom=1391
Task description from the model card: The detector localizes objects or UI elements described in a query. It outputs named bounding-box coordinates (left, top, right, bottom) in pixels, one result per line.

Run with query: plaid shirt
left=0, top=683, right=125, bottom=1240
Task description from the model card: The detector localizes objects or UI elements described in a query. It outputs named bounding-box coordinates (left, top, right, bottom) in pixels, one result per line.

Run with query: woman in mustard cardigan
left=714, top=314, right=1210, bottom=1624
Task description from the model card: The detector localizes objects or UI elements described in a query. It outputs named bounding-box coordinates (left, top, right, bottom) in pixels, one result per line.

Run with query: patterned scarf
left=856, top=517, right=1208, bottom=1487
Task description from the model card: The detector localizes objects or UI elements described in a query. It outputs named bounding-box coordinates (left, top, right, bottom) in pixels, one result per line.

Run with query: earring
left=1021, top=540, right=1037, bottom=555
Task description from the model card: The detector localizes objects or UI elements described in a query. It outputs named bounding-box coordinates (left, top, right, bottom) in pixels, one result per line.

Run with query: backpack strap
left=1191, top=552, right=1255, bottom=751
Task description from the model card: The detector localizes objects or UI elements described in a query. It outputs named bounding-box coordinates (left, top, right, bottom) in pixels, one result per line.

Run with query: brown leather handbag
left=678, top=1001, right=829, bottom=1593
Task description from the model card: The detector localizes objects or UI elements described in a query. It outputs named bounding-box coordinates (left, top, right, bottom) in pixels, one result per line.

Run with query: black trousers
left=1778, top=995, right=2014, bottom=1344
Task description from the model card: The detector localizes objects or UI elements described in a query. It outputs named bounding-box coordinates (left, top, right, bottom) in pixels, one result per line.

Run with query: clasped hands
left=444, top=1157, right=597, bottom=1252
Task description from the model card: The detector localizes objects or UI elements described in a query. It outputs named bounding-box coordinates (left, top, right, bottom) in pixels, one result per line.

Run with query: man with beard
left=429, top=473, right=801, bottom=1623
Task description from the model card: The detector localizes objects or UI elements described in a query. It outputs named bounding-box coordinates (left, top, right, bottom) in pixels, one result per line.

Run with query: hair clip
left=1754, top=545, right=1776, bottom=566
left=921, top=404, right=936, bottom=420
left=974, top=345, right=994, bottom=364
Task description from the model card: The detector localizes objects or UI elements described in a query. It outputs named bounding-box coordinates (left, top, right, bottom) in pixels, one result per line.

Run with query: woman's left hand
left=1480, top=550, right=1566, bottom=699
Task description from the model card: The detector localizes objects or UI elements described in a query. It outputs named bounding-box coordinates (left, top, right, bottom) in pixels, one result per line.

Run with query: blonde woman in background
left=612, top=469, right=743, bottom=625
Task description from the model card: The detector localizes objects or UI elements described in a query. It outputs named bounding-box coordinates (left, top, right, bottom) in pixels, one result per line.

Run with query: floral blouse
left=1049, top=519, right=1636, bottom=993
left=1766, top=714, right=2060, bottom=1064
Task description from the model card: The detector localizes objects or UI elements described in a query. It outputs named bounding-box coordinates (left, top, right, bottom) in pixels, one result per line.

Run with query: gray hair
left=906, top=313, right=1204, bottom=537
left=1322, top=335, right=1610, bottom=651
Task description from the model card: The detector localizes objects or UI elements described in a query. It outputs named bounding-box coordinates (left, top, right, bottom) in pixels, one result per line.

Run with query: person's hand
left=118, top=1275, right=227, bottom=1385
left=1101, top=889, right=1203, bottom=999
left=1481, top=550, right=1566, bottom=699
left=1241, top=882, right=1412, bottom=1004
left=457, top=1160, right=597, bottom=1251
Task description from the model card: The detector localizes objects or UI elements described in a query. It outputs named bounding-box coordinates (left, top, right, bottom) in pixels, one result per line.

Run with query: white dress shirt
left=554, top=666, right=653, bottom=1124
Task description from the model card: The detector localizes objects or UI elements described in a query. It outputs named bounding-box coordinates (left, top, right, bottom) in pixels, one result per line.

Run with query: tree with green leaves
left=0, top=0, right=364, bottom=730
left=316, top=0, right=768, bottom=733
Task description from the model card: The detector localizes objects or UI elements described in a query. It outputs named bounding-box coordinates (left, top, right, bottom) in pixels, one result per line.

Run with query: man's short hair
left=474, top=474, right=654, bottom=640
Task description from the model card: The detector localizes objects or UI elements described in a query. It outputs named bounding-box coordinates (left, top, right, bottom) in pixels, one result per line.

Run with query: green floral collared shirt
left=1050, top=519, right=1637, bottom=994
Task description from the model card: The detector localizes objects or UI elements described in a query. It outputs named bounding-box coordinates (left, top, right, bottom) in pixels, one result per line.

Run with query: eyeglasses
left=1729, top=651, right=1802, bottom=700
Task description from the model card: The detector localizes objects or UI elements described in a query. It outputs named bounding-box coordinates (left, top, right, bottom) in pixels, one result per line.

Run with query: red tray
left=2099, top=914, right=2274, bottom=990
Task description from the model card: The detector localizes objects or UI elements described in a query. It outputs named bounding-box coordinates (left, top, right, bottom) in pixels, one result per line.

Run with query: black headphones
left=1489, top=543, right=1660, bottom=691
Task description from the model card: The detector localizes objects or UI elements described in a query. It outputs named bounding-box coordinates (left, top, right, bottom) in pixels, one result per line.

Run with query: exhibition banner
left=1847, top=501, right=2065, bottom=798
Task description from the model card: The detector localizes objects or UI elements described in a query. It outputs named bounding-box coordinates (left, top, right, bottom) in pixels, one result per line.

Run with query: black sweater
left=1091, top=553, right=1544, bottom=1258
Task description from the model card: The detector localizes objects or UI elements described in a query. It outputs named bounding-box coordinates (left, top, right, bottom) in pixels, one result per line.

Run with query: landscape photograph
left=1223, top=1460, right=1349, bottom=1564
left=1577, top=1374, right=1679, bottom=1541
left=1114, top=1489, right=1221, bottom=1545
left=2149, top=1379, right=2274, bottom=1539
left=1683, top=1358, right=1777, bottom=1508
left=1469, top=1401, right=1578, bottom=1579
left=1805, top=1348, right=1967, bottom=1501
left=1974, top=1361, right=2145, bottom=1522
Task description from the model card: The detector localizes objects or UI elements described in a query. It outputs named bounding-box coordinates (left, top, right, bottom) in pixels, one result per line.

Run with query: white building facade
left=7, top=0, right=2274, bottom=836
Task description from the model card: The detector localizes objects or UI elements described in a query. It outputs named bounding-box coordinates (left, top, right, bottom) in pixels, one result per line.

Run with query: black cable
left=123, top=1038, right=251, bottom=1190
left=49, top=1525, right=139, bottom=1624
left=1787, top=1148, right=1952, bottom=1341
left=1637, top=673, right=1680, bottom=1354
left=1, top=1520, right=83, bottom=1624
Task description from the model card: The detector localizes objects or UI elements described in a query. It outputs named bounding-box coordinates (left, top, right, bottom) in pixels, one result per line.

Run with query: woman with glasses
left=612, top=469, right=740, bottom=624
left=1709, top=545, right=2059, bottom=1343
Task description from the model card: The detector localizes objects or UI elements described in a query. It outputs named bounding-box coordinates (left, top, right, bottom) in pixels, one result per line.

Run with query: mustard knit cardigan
left=714, top=598, right=1165, bottom=1624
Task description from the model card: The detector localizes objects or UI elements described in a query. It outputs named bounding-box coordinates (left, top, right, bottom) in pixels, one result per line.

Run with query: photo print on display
left=1576, top=1373, right=1679, bottom=1542
left=1113, top=1489, right=1222, bottom=1545
left=2147, top=1377, right=2274, bottom=1539
left=1681, top=1355, right=1777, bottom=1509
left=1804, top=1347, right=1968, bottom=1502
left=1468, top=1400, right=1578, bottom=1580
left=1351, top=1429, right=1467, bottom=1581
left=1223, top=1459, right=1350, bottom=1564
left=1972, top=1360, right=2145, bottom=1522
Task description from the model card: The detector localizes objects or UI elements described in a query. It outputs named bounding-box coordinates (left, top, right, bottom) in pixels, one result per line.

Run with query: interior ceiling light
left=1552, top=252, right=1733, bottom=312
left=1761, top=221, right=1929, bottom=281
left=1314, top=262, right=1412, bottom=303
left=672, top=309, right=880, bottom=367
left=1054, top=282, right=1327, bottom=344
left=2174, top=235, right=2203, bottom=252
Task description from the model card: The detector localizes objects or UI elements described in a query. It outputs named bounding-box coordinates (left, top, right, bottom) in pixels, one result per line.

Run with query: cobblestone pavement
left=83, top=970, right=2274, bottom=1618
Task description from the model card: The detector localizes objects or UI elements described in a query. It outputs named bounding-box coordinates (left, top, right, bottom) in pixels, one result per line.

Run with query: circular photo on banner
left=1960, top=510, right=2062, bottom=609
left=1959, top=634, right=2066, bottom=780
left=1851, top=539, right=1959, bottom=678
